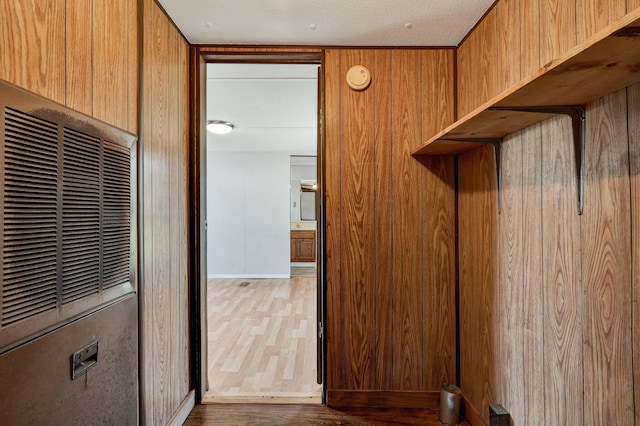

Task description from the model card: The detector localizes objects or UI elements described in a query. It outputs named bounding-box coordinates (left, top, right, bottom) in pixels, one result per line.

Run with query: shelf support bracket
left=488, top=106, right=586, bottom=215
left=441, top=138, right=503, bottom=214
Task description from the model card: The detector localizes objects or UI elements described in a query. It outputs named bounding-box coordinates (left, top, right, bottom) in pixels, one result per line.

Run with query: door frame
left=188, top=46, right=326, bottom=403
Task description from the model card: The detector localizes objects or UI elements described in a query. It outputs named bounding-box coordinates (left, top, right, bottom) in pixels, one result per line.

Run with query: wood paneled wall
left=324, top=49, right=456, bottom=405
left=0, top=0, right=138, bottom=134
left=458, top=84, right=639, bottom=425
left=141, top=0, right=190, bottom=424
left=457, top=0, right=632, bottom=118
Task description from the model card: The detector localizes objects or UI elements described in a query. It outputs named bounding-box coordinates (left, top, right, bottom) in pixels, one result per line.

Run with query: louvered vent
left=1, top=80, right=137, bottom=350
left=62, top=128, right=100, bottom=303
left=102, top=141, right=131, bottom=289
left=2, top=108, right=59, bottom=326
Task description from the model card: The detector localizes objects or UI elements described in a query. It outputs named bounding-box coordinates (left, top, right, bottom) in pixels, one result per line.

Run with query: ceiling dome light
left=207, top=120, right=234, bottom=135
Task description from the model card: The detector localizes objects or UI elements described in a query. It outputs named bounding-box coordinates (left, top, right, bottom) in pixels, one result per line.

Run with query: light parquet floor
left=204, top=273, right=322, bottom=403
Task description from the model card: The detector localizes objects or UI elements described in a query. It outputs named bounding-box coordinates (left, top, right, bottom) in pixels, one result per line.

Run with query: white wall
left=207, top=151, right=290, bottom=278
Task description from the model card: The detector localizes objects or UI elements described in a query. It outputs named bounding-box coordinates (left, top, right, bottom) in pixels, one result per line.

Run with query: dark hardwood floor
left=184, top=404, right=471, bottom=425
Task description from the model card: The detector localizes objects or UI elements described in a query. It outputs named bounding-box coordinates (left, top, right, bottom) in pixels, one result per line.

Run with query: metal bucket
left=439, top=383, right=461, bottom=425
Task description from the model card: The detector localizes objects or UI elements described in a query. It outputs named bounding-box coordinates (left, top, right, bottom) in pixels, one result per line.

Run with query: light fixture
left=207, top=120, right=234, bottom=135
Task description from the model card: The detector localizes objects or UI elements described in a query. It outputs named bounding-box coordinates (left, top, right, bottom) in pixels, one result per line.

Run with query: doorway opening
left=202, top=60, right=324, bottom=404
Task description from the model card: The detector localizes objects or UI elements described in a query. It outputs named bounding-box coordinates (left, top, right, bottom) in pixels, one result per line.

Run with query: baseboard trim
left=168, top=389, right=195, bottom=426
left=461, top=391, right=487, bottom=426
left=207, top=274, right=290, bottom=279
left=326, top=390, right=440, bottom=409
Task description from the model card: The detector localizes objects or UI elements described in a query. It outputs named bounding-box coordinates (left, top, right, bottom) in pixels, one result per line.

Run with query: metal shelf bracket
left=488, top=106, right=586, bottom=215
left=441, top=138, right=503, bottom=213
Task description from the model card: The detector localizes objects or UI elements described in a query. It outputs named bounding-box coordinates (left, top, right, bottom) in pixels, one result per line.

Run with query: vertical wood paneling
left=458, top=144, right=498, bottom=421
left=627, top=83, right=640, bottom=426
left=93, top=0, right=129, bottom=130
left=65, top=0, right=93, bottom=115
left=496, top=0, right=522, bottom=92
left=521, top=0, right=541, bottom=77
left=420, top=49, right=455, bottom=141
left=456, top=8, right=498, bottom=118
left=541, top=115, right=583, bottom=426
left=419, top=155, right=456, bottom=388
left=582, top=90, right=633, bottom=425
left=141, top=0, right=191, bottom=423
left=372, top=50, right=394, bottom=391
left=577, top=0, right=627, bottom=42
left=629, top=0, right=640, bottom=11
left=497, top=132, right=525, bottom=422
left=339, top=49, right=376, bottom=390
left=127, top=0, right=138, bottom=134
left=324, top=49, right=343, bottom=391
left=391, top=50, right=423, bottom=390
left=540, top=0, right=576, bottom=66
left=325, top=48, right=456, bottom=399
left=520, top=123, right=544, bottom=426
left=0, top=0, right=65, bottom=103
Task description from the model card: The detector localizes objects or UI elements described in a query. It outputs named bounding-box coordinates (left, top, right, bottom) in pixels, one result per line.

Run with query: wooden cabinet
left=290, top=230, right=316, bottom=262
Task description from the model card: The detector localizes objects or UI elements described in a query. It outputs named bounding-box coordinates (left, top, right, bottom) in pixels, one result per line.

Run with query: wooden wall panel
left=324, top=48, right=456, bottom=400
left=540, top=115, right=584, bottom=426
left=0, top=0, right=66, bottom=103
left=391, top=50, right=424, bottom=390
left=521, top=0, right=541, bottom=77
left=520, top=123, right=544, bottom=426
left=93, top=0, right=130, bottom=131
left=540, top=0, right=576, bottom=66
left=629, top=0, right=640, bottom=11
left=141, top=0, right=190, bottom=424
left=339, top=49, right=377, bottom=390
left=496, top=132, right=525, bottom=422
left=458, top=144, right=498, bottom=420
left=577, top=0, right=627, bottom=42
left=324, top=49, right=343, bottom=390
left=459, top=84, right=640, bottom=424
left=457, top=8, right=498, bottom=118
left=65, top=0, right=93, bottom=115
left=421, top=49, right=455, bottom=140
left=372, top=50, right=394, bottom=391
left=496, top=0, right=522, bottom=93
left=628, top=83, right=640, bottom=426
left=582, top=90, right=633, bottom=425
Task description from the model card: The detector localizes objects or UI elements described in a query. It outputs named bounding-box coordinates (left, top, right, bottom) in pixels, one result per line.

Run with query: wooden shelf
left=413, top=9, right=640, bottom=156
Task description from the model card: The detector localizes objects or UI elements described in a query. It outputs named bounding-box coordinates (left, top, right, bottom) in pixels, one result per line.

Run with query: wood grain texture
left=127, top=0, right=138, bottom=134
left=419, top=155, right=456, bottom=388
left=458, top=144, right=498, bottom=424
left=521, top=0, right=541, bottom=78
left=93, top=0, right=129, bottom=130
left=323, top=49, right=342, bottom=391
left=540, top=0, right=577, bottom=66
left=627, top=82, right=640, bottom=426
left=577, top=0, right=627, bottom=42
left=185, top=403, right=471, bottom=426
left=582, top=89, right=633, bottom=426
left=496, top=0, right=522, bottom=93
left=324, top=48, right=455, bottom=398
left=141, top=0, right=190, bottom=424
left=340, top=49, right=377, bottom=390
left=541, top=115, right=583, bottom=426
left=327, top=390, right=439, bottom=409
left=372, top=50, right=394, bottom=391
left=391, top=50, right=424, bottom=390
left=456, top=7, right=498, bottom=118
left=630, top=0, right=640, bottom=11
left=420, top=49, right=455, bottom=141
left=65, top=0, right=93, bottom=115
left=0, top=0, right=65, bottom=103
left=520, top=123, right=545, bottom=426
left=497, top=131, right=525, bottom=422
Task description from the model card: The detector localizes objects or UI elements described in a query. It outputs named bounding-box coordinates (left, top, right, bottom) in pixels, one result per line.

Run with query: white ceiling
left=206, top=63, right=318, bottom=154
left=157, top=0, right=495, bottom=46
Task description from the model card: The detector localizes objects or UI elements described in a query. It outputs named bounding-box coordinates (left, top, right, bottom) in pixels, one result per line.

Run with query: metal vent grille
left=1, top=81, right=136, bottom=350
left=2, top=108, right=59, bottom=326
left=102, top=141, right=131, bottom=289
left=62, top=128, right=100, bottom=303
